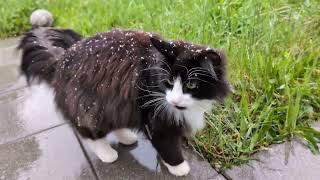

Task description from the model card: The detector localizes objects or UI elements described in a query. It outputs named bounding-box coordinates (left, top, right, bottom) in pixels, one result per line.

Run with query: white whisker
left=141, top=97, right=164, bottom=108
left=189, top=77, right=215, bottom=85
left=140, top=67, right=170, bottom=75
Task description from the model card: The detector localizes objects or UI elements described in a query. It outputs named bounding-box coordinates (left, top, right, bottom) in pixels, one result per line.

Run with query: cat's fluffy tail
left=18, top=9, right=82, bottom=83
left=30, top=9, right=54, bottom=28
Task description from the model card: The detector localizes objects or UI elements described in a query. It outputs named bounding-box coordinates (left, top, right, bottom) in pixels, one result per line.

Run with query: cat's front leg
left=151, top=133, right=190, bottom=176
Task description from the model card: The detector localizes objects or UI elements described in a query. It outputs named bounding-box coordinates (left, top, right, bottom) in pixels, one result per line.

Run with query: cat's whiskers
left=141, top=97, right=165, bottom=108
left=148, top=73, right=169, bottom=77
left=139, top=84, right=161, bottom=88
left=189, top=77, right=215, bottom=86
left=188, top=67, right=209, bottom=72
left=157, top=59, right=172, bottom=72
left=140, top=67, right=170, bottom=75
left=189, top=68, right=218, bottom=80
left=153, top=100, right=167, bottom=119
left=189, top=69, right=212, bottom=76
left=136, top=84, right=163, bottom=94
left=140, top=79, right=169, bottom=89
left=189, top=69, right=212, bottom=74
left=161, top=103, right=171, bottom=120
left=137, top=93, right=164, bottom=99
left=176, top=64, right=189, bottom=74
left=188, top=72, right=214, bottom=79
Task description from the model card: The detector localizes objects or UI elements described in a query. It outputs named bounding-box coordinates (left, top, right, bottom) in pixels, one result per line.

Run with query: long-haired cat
left=19, top=10, right=230, bottom=176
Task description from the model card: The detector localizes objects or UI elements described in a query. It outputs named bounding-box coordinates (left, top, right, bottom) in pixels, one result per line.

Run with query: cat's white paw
left=114, top=128, right=138, bottom=145
left=163, top=160, right=190, bottom=176
left=84, top=138, right=118, bottom=163
left=96, top=147, right=118, bottom=163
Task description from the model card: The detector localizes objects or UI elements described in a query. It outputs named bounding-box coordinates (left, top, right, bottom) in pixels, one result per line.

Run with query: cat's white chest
left=182, top=100, right=213, bottom=134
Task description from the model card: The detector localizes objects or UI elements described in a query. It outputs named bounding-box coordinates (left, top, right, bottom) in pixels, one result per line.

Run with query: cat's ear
left=150, top=36, right=176, bottom=59
left=199, top=49, right=226, bottom=79
left=201, top=50, right=224, bottom=66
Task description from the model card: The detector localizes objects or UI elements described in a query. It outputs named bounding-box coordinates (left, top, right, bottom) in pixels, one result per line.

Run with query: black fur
left=19, top=28, right=230, bottom=166
left=18, top=27, right=82, bottom=83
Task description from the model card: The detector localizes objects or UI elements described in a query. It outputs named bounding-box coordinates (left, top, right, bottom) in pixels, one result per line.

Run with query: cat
left=18, top=10, right=230, bottom=176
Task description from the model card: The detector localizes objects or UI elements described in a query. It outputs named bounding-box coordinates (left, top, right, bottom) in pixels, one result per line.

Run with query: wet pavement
left=0, top=38, right=225, bottom=180
left=223, top=123, right=320, bottom=180
left=224, top=135, right=320, bottom=180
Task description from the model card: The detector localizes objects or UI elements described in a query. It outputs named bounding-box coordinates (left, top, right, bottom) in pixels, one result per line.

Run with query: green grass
left=1, top=0, right=319, bottom=169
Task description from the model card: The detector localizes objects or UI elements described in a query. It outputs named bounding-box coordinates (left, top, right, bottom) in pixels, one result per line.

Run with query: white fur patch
left=84, top=138, right=118, bottom=163
left=163, top=160, right=190, bottom=176
left=165, top=77, right=213, bottom=134
left=183, top=100, right=212, bottom=134
left=113, top=128, right=138, bottom=145
left=166, top=77, right=194, bottom=108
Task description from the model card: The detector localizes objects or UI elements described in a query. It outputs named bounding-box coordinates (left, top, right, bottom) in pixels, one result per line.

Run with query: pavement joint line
left=72, top=128, right=100, bottom=180
left=0, top=85, right=27, bottom=96
left=189, top=145, right=228, bottom=179
left=0, top=123, right=66, bottom=146
left=220, top=170, right=233, bottom=180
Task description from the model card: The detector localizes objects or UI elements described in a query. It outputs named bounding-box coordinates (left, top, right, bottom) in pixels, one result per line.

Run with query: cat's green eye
left=186, top=81, right=197, bottom=89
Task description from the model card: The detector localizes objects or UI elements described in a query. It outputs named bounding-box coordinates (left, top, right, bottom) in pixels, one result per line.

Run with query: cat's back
left=54, top=29, right=154, bottom=97
left=52, top=29, right=157, bottom=128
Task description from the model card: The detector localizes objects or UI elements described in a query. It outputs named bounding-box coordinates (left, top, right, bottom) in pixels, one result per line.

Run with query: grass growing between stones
left=1, top=0, right=319, bottom=169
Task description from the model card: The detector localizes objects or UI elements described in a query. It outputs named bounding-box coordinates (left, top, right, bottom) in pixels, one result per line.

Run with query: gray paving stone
left=0, top=37, right=26, bottom=92
left=225, top=139, right=320, bottom=180
left=0, top=37, right=21, bottom=68
left=0, top=65, right=26, bottom=92
left=0, top=125, right=96, bottom=180
left=82, top=134, right=225, bottom=180
left=0, top=88, right=64, bottom=145
left=0, top=37, right=20, bottom=49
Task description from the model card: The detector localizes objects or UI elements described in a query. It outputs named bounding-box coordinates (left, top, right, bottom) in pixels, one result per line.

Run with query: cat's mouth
left=175, top=105, right=186, bottom=110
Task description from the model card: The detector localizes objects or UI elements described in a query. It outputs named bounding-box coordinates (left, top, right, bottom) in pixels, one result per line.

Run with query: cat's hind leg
left=83, top=138, right=118, bottom=163
left=113, top=128, right=138, bottom=145
left=78, top=127, right=118, bottom=163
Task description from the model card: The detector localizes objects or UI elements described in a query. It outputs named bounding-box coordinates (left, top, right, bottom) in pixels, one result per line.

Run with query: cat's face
left=149, top=36, right=230, bottom=111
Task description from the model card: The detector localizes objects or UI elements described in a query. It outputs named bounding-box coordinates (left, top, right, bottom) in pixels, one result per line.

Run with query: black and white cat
left=19, top=10, right=230, bottom=176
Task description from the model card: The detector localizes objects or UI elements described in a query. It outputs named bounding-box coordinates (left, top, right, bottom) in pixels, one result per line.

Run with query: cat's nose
left=171, top=101, right=179, bottom=106
left=170, top=97, right=182, bottom=105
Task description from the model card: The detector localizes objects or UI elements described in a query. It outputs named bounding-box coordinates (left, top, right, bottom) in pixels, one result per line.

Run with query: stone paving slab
left=0, top=65, right=26, bottom=92
left=224, top=136, right=320, bottom=180
left=81, top=134, right=225, bottom=180
left=0, top=88, right=64, bottom=145
left=0, top=125, right=96, bottom=180
left=0, top=37, right=26, bottom=93
left=0, top=37, right=20, bottom=49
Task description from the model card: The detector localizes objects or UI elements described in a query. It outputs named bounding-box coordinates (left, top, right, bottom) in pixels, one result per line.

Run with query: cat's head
left=147, top=35, right=231, bottom=111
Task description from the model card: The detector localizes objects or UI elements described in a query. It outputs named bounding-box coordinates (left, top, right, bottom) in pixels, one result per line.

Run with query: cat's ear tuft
left=199, top=49, right=227, bottom=79
left=150, top=36, right=176, bottom=59
left=202, top=50, right=225, bottom=67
